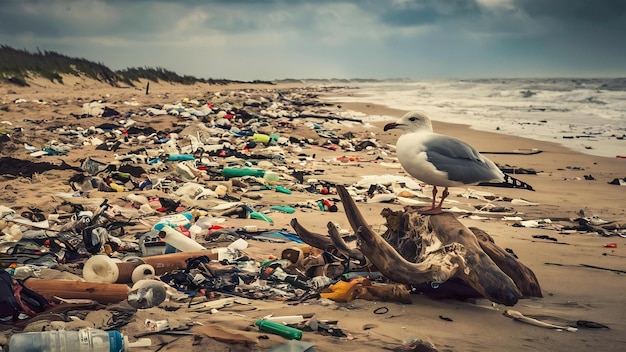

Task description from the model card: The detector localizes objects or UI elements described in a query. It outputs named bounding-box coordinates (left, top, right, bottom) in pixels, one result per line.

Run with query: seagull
left=384, top=111, right=520, bottom=214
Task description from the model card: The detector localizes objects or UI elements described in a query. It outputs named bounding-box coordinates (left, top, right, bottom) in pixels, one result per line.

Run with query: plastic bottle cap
left=108, top=330, right=125, bottom=352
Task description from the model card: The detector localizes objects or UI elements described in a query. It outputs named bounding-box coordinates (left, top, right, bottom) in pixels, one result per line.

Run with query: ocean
left=324, top=78, right=626, bottom=158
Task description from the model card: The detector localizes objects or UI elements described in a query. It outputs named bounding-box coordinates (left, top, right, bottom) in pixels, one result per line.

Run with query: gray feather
left=423, top=136, right=502, bottom=183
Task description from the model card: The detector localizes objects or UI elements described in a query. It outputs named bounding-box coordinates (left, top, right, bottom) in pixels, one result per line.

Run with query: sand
left=1, top=78, right=625, bottom=351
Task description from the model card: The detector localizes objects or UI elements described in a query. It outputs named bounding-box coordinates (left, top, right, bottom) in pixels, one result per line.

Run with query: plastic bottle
left=263, top=170, right=279, bottom=184
left=9, top=328, right=127, bottom=352
left=254, top=319, right=302, bottom=340
left=152, top=212, right=193, bottom=231
left=267, top=266, right=311, bottom=290
left=270, top=205, right=296, bottom=214
left=245, top=205, right=274, bottom=224
left=274, top=185, right=291, bottom=194
left=251, top=133, right=271, bottom=144
left=222, top=167, right=265, bottom=179
left=158, top=226, right=206, bottom=252
left=109, top=182, right=125, bottom=192
left=167, top=154, right=195, bottom=161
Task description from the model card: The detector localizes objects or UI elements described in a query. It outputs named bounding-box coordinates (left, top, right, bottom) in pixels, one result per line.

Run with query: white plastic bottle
left=9, top=328, right=126, bottom=352
left=158, top=226, right=206, bottom=252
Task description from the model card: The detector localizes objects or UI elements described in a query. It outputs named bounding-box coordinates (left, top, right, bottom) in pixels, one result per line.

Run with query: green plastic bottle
left=222, top=167, right=265, bottom=179
left=270, top=205, right=296, bottom=214
left=254, top=319, right=302, bottom=340
left=274, top=185, right=292, bottom=194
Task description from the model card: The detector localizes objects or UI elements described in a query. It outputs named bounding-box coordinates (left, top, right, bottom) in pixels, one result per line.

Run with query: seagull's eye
left=409, top=117, right=417, bottom=121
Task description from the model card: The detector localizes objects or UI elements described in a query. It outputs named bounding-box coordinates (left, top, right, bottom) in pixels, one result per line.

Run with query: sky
left=1, top=0, right=625, bottom=81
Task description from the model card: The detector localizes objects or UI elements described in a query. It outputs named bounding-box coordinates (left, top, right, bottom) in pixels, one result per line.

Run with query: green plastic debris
left=270, top=205, right=296, bottom=214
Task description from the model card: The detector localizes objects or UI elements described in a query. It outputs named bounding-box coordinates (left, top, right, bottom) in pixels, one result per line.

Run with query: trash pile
left=0, top=87, right=432, bottom=351
left=0, top=194, right=411, bottom=350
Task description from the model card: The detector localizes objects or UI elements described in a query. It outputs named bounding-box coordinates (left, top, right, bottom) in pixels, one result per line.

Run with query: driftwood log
left=291, top=185, right=542, bottom=306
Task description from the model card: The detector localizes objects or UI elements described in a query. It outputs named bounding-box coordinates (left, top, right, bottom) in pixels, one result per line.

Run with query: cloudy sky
left=1, top=0, right=624, bottom=80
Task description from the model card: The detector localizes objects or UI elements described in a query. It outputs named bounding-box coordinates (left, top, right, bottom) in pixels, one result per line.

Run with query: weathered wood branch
left=326, top=222, right=367, bottom=265
left=290, top=218, right=333, bottom=251
left=470, top=227, right=543, bottom=298
left=292, top=185, right=542, bottom=306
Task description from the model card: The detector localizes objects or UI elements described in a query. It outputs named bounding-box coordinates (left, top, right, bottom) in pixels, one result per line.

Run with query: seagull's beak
left=383, top=122, right=399, bottom=131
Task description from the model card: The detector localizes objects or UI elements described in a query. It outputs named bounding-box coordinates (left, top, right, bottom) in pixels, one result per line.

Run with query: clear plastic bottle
left=9, top=328, right=126, bottom=352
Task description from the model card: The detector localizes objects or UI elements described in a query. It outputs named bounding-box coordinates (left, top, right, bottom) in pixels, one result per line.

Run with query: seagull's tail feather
left=478, top=174, right=535, bottom=191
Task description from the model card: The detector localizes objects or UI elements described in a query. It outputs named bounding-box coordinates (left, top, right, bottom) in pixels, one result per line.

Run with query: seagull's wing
left=423, top=134, right=504, bottom=184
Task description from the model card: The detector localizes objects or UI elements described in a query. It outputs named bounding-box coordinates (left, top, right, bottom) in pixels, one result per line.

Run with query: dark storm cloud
left=514, top=0, right=626, bottom=22
left=0, top=0, right=173, bottom=38
left=0, top=0, right=624, bottom=79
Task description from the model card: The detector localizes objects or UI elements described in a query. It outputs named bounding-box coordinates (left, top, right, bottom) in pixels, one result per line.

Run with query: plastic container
left=138, top=231, right=166, bottom=257
left=222, top=167, right=265, bottom=179
left=254, top=319, right=302, bottom=340
left=167, top=154, right=195, bottom=161
left=145, top=319, right=170, bottom=332
left=270, top=205, right=296, bottom=214
left=249, top=211, right=274, bottom=224
left=153, top=212, right=193, bottom=231
left=83, top=255, right=139, bottom=284
left=131, top=264, right=156, bottom=283
left=251, top=133, right=271, bottom=144
left=263, top=171, right=279, bottom=184
left=228, top=238, right=249, bottom=251
left=274, top=186, right=292, bottom=194
left=209, top=239, right=247, bottom=261
left=9, top=328, right=127, bottom=352
left=127, top=279, right=167, bottom=309
left=158, top=226, right=206, bottom=252
left=109, top=182, right=125, bottom=192
left=245, top=205, right=274, bottom=224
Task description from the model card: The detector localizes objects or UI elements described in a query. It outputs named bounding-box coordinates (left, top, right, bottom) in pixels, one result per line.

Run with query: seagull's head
left=384, top=111, right=433, bottom=133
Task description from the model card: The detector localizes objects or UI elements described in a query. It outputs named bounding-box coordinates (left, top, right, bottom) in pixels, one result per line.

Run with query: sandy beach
left=1, top=79, right=625, bottom=352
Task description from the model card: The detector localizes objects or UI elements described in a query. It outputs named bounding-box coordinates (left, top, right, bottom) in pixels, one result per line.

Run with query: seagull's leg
left=420, top=186, right=447, bottom=215
left=431, top=186, right=438, bottom=209
left=435, top=187, right=449, bottom=210
left=419, top=186, right=439, bottom=213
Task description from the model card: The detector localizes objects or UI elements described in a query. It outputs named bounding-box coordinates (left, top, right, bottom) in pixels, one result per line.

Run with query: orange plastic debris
left=320, top=277, right=371, bottom=302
